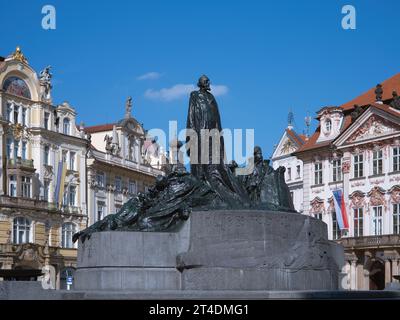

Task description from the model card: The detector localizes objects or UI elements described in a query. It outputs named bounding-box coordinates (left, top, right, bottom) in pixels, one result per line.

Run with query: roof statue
left=11, top=46, right=28, bottom=64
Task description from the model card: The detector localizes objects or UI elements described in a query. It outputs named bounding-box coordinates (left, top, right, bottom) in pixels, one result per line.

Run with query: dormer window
left=325, top=119, right=332, bottom=132
left=63, top=118, right=70, bottom=135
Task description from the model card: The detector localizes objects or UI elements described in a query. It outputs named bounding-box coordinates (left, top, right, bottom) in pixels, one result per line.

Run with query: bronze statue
left=73, top=75, right=295, bottom=243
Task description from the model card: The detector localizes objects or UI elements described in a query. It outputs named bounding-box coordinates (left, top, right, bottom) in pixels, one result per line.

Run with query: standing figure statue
left=39, top=65, right=52, bottom=102
left=186, top=75, right=250, bottom=207
left=125, top=96, right=133, bottom=119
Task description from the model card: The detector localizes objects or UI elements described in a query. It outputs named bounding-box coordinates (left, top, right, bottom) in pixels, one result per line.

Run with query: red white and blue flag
left=332, top=189, right=349, bottom=230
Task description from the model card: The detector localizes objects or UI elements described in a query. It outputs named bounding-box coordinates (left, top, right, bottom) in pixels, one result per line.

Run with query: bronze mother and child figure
left=73, top=75, right=294, bottom=243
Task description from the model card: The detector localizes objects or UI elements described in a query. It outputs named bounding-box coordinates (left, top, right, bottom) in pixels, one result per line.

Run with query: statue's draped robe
left=186, top=90, right=250, bottom=207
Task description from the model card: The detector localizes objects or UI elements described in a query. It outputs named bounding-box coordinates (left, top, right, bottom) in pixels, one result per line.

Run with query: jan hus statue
left=73, top=75, right=295, bottom=243
left=186, top=75, right=250, bottom=207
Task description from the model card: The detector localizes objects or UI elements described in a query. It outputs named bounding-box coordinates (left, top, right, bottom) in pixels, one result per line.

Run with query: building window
left=63, top=118, right=70, bottom=135
left=393, top=203, right=400, bottom=234
left=69, top=152, right=75, bottom=171
left=332, top=159, right=342, bottom=182
left=115, top=177, right=122, bottom=192
left=6, top=103, right=12, bottom=121
left=353, top=208, right=363, bottom=237
left=6, top=138, right=12, bottom=158
left=97, top=202, right=105, bottom=221
left=43, top=180, right=50, bottom=201
left=21, top=141, right=27, bottom=160
left=325, top=119, right=332, bottom=132
left=372, top=206, right=383, bottom=236
left=61, top=223, right=76, bottom=249
left=393, top=147, right=400, bottom=172
left=296, top=165, right=301, bottom=179
left=372, top=150, right=383, bottom=175
left=21, top=176, right=31, bottom=198
left=96, top=172, right=105, bottom=188
left=13, top=105, right=19, bottom=124
left=353, top=154, right=364, bottom=178
left=314, top=213, right=322, bottom=220
left=62, top=150, right=68, bottom=163
left=68, top=186, right=76, bottom=206
left=13, top=140, right=19, bottom=159
left=44, top=146, right=50, bottom=165
left=287, top=167, right=292, bottom=181
left=44, top=112, right=50, bottom=130
left=332, top=212, right=340, bottom=240
left=314, top=162, right=323, bottom=185
left=9, top=175, right=17, bottom=197
left=22, top=108, right=27, bottom=126
left=13, top=217, right=31, bottom=244
left=128, top=181, right=137, bottom=194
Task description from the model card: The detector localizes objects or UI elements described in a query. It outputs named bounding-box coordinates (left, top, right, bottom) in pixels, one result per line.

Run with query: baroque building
left=271, top=118, right=306, bottom=213
left=279, top=73, right=400, bottom=291
left=0, top=48, right=88, bottom=288
left=84, top=97, right=166, bottom=227
left=0, top=48, right=166, bottom=289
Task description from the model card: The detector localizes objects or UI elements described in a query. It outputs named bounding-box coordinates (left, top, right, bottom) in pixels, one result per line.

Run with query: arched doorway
left=369, top=260, right=385, bottom=290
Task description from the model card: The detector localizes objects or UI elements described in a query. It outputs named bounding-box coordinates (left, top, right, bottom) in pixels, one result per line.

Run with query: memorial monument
left=72, top=75, right=344, bottom=293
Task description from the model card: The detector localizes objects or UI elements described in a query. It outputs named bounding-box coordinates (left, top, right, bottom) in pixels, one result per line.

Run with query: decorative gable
left=334, top=106, right=400, bottom=148
left=347, top=115, right=398, bottom=143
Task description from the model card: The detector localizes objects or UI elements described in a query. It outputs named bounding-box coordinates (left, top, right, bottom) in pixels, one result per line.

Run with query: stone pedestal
left=74, top=210, right=344, bottom=292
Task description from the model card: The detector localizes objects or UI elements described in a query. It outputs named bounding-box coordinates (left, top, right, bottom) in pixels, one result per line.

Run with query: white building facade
left=290, top=74, right=400, bottom=291
left=271, top=126, right=305, bottom=213
left=84, top=101, right=166, bottom=226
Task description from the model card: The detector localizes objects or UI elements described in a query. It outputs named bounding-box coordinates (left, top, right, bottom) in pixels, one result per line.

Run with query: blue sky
left=1, top=0, right=400, bottom=158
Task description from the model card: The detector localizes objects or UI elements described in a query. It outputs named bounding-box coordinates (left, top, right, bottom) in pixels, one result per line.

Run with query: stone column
left=384, top=258, right=392, bottom=285
left=392, top=258, right=399, bottom=282
left=350, top=260, right=357, bottom=290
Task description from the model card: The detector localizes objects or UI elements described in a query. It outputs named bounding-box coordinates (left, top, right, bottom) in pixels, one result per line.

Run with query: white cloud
left=137, top=72, right=162, bottom=80
left=144, top=84, right=228, bottom=102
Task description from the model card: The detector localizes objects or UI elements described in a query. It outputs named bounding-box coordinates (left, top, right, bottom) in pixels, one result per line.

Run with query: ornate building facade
left=0, top=47, right=166, bottom=289
left=84, top=98, right=166, bottom=227
left=271, top=122, right=306, bottom=213
left=0, top=48, right=88, bottom=289
left=282, top=73, right=400, bottom=291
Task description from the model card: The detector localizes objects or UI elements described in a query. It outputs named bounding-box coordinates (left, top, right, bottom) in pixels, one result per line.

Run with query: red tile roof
left=341, top=73, right=400, bottom=110
left=286, top=128, right=306, bottom=147
left=84, top=123, right=115, bottom=133
left=294, top=73, right=400, bottom=154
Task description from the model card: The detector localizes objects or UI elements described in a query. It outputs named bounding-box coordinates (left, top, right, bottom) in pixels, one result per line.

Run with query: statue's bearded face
left=254, top=148, right=263, bottom=164
left=198, top=76, right=211, bottom=91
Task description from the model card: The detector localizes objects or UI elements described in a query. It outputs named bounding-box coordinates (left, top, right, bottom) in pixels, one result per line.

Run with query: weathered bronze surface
left=73, top=75, right=295, bottom=243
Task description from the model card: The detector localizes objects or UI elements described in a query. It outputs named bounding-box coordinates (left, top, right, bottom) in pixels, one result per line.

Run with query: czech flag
left=332, top=189, right=349, bottom=230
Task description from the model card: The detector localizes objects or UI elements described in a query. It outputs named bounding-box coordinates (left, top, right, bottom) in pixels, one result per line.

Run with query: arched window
left=61, top=223, right=76, bottom=248
left=13, top=217, right=31, bottom=244
left=63, top=118, right=70, bottom=135
left=3, top=76, right=31, bottom=99
left=325, top=119, right=332, bottom=132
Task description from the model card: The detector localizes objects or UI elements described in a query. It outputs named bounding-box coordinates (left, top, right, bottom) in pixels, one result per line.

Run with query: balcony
left=337, top=234, right=400, bottom=249
left=0, top=196, right=84, bottom=216
left=7, top=158, right=34, bottom=169
left=61, top=205, right=81, bottom=214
